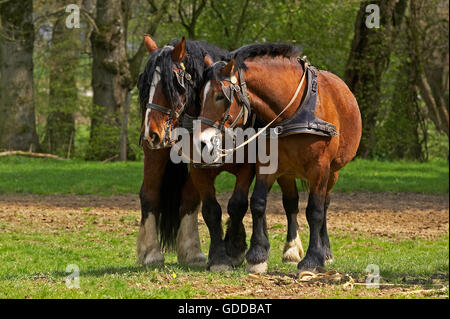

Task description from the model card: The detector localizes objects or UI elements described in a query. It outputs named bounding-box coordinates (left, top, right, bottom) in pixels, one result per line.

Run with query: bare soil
left=1, top=191, right=447, bottom=240
left=0, top=191, right=448, bottom=298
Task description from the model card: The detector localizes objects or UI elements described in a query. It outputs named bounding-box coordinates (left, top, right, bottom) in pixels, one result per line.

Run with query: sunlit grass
left=0, top=157, right=448, bottom=195
left=0, top=221, right=447, bottom=298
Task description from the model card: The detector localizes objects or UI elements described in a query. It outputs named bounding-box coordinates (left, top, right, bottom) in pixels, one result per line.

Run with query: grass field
left=0, top=157, right=448, bottom=195
left=0, top=194, right=448, bottom=299
left=0, top=157, right=448, bottom=299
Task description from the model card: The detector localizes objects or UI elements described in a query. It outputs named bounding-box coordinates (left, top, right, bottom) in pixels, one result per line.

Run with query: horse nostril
left=150, top=132, right=160, bottom=145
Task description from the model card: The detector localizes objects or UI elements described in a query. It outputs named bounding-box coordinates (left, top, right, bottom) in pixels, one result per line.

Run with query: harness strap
left=214, top=59, right=310, bottom=157
left=147, top=103, right=171, bottom=115
left=198, top=116, right=225, bottom=131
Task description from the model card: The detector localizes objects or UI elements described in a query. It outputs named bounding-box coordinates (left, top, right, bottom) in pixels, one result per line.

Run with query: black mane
left=137, top=39, right=229, bottom=121
left=204, top=43, right=302, bottom=83
left=232, top=43, right=303, bottom=70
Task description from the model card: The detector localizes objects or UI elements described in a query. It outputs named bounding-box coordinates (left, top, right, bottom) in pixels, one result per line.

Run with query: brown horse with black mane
left=137, top=36, right=258, bottom=270
left=136, top=36, right=229, bottom=267
left=198, top=43, right=362, bottom=273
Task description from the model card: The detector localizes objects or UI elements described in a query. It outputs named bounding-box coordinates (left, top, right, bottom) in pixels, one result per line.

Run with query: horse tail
left=158, top=160, right=188, bottom=251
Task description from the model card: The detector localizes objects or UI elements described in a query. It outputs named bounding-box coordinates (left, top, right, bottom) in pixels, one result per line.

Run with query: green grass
left=0, top=157, right=448, bottom=195
left=0, top=220, right=447, bottom=298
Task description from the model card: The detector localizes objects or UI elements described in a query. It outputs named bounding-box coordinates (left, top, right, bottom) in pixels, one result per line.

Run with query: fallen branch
left=0, top=150, right=65, bottom=160
left=101, top=154, right=119, bottom=163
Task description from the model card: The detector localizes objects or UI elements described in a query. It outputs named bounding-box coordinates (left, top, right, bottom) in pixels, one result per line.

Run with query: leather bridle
left=142, top=45, right=194, bottom=148
left=198, top=63, right=251, bottom=132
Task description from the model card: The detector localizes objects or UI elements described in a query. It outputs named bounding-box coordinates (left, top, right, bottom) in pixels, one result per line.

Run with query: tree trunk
left=0, top=0, right=39, bottom=152
left=119, top=91, right=131, bottom=161
left=408, top=0, right=449, bottom=137
left=43, top=12, right=79, bottom=157
left=88, top=0, right=132, bottom=160
left=345, top=0, right=408, bottom=158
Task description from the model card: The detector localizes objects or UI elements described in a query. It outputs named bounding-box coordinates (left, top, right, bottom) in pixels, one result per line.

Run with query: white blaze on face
left=144, top=67, right=161, bottom=141
left=202, top=80, right=211, bottom=109
left=144, top=109, right=151, bottom=140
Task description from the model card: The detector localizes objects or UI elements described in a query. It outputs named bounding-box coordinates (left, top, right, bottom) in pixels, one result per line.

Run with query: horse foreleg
left=277, top=176, right=304, bottom=264
left=137, top=185, right=164, bottom=266
left=191, top=168, right=232, bottom=271
left=246, top=175, right=276, bottom=273
left=224, top=164, right=254, bottom=267
left=137, top=150, right=168, bottom=266
left=176, top=176, right=207, bottom=267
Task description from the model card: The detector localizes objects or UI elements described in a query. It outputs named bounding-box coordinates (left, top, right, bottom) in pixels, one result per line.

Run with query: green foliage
left=27, top=0, right=449, bottom=161
left=85, top=105, right=122, bottom=161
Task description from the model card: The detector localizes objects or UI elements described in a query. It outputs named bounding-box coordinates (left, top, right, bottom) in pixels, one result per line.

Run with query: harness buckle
left=274, top=126, right=283, bottom=135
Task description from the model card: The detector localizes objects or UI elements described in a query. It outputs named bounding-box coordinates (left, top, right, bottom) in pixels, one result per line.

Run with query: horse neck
left=243, top=57, right=307, bottom=123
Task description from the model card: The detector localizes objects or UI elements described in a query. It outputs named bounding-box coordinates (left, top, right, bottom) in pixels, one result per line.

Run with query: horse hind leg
left=176, top=178, right=207, bottom=267
left=278, top=176, right=304, bottom=264
left=137, top=188, right=164, bottom=266
left=321, top=171, right=339, bottom=264
left=297, top=167, right=330, bottom=272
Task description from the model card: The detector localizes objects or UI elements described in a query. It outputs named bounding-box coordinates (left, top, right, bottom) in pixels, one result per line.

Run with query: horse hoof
left=246, top=262, right=267, bottom=274
left=138, top=251, right=164, bottom=266
left=282, top=236, right=304, bottom=263
left=182, top=253, right=207, bottom=267
left=297, top=257, right=322, bottom=273
left=231, top=252, right=246, bottom=267
left=282, top=249, right=301, bottom=264
left=210, top=264, right=232, bottom=272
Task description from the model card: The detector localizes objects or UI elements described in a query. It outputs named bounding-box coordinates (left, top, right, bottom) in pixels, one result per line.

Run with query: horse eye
left=215, top=93, right=224, bottom=102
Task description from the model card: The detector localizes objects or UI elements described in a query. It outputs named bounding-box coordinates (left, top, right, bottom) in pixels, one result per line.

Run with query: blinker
left=221, top=84, right=233, bottom=103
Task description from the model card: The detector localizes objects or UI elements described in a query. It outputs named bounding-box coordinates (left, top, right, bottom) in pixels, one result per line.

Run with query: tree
left=43, top=1, right=81, bottom=157
left=88, top=0, right=131, bottom=160
left=408, top=0, right=449, bottom=138
left=345, top=0, right=408, bottom=158
left=89, top=0, right=170, bottom=160
left=177, top=0, right=207, bottom=40
left=0, top=0, right=39, bottom=152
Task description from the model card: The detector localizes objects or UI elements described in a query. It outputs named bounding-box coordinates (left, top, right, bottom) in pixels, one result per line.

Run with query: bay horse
left=139, top=37, right=305, bottom=271
left=136, top=36, right=227, bottom=267
left=198, top=43, right=362, bottom=273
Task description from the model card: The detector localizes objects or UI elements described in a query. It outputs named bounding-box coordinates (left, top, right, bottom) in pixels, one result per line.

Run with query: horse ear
left=144, top=34, right=158, bottom=53
left=221, top=59, right=235, bottom=77
left=204, top=55, right=213, bottom=67
left=172, top=36, right=186, bottom=62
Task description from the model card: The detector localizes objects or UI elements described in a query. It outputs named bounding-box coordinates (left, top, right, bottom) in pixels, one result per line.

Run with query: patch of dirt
left=218, top=191, right=449, bottom=240
left=0, top=191, right=448, bottom=240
